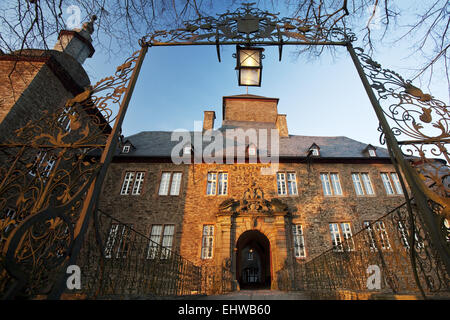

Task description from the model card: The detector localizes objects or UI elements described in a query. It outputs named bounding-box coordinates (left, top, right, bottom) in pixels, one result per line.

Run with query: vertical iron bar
left=346, top=43, right=450, bottom=278
left=48, top=44, right=149, bottom=300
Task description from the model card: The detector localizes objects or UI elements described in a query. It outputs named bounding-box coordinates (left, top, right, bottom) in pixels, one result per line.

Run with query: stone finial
left=81, top=15, right=97, bottom=35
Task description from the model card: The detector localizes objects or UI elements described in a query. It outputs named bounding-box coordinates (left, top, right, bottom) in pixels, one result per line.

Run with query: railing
left=296, top=201, right=450, bottom=299
left=70, top=210, right=204, bottom=299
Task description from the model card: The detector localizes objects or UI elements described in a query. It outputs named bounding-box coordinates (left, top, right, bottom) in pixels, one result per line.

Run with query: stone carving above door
left=218, top=183, right=288, bottom=215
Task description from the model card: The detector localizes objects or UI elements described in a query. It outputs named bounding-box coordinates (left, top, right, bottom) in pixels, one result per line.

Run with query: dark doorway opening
left=236, top=230, right=271, bottom=289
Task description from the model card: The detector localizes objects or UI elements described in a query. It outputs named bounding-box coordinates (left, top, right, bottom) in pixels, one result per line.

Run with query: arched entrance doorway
left=236, top=230, right=271, bottom=289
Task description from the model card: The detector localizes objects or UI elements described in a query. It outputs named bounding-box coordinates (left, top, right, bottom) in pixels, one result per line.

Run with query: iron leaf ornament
left=141, top=3, right=354, bottom=46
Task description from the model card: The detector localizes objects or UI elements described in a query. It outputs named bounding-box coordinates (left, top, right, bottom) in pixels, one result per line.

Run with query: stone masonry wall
left=223, top=98, right=278, bottom=123
left=97, top=159, right=407, bottom=291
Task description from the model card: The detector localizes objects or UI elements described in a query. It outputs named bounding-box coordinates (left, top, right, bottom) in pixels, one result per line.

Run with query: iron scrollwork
left=141, top=3, right=355, bottom=46
left=353, top=47, right=450, bottom=219
left=0, top=50, right=141, bottom=298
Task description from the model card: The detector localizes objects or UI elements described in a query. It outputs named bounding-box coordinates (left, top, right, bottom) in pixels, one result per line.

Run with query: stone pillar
left=215, top=214, right=233, bottom=292
left=271, top=213, right=289, bottom=289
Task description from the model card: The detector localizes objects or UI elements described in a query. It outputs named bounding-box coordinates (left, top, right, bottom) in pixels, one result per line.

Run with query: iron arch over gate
left=236, top=230, right=271, bottom=289
left=0, top=2, right=448, bottom=299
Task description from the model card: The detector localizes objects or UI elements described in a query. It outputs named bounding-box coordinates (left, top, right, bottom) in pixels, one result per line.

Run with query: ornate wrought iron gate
left=0, top=49, right=146, bottom=299
left=0, top=3, right=449, bottom=299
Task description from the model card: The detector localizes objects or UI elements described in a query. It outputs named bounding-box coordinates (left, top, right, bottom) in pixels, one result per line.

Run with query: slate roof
left=118, top=125, right=390, bottom=159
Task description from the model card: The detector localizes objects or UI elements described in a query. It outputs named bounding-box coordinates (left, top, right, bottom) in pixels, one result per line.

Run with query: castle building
left=97, top=94, right=407, bottom=291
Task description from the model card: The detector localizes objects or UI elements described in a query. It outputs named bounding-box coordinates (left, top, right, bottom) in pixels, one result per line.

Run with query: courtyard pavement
left=195, top=289, right=311, bottom=300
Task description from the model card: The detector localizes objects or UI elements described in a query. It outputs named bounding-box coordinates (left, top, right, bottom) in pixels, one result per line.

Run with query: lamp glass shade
left=239, top=68, right=261, bottom=86
left=239, top=49, right=261, bottom=67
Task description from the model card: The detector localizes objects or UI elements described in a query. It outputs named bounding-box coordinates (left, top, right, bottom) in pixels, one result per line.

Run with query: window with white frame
left=158, top=172, right=182, bottom=196
left=368, top=149, right=376, bottom=157
left=122, top=145, right=130, bottom=153
left=104, top=223, right=133, bottom=259
left=248, top=144, right=257, bottom=156
left=329, top=222, right=354, bottom=252
left=29, top=151, right=56, bottom=178
left=206, top=172, right=228, bottom=195
left=147, top=224, right=174, bottom=259
left=352, top=173, right=375, bottom=196
left=445, top=219, right=450, bottom=243
left=183, top=145, right=192, bottom=155
left=277, top=172, right=287, bottom=195
left=320, top=173, right=343, bottom=196
left=397, top=220, right=411, bottom=249
left=120, top=171, right=146, bottom=195
left=310, top=148, right=319, bottom=156
left=381, top=172, right=403, bottom=195
left=396, top=220, right=425, bottom=250
left=201, top=225, right=214, bottom=259
left=277, top=172, right=298, bottom=196
left=57, top=106, right=77, bottom=132
left=364, top=221, right=390, bottom=251
left=292, top=224, right=306, bottom=258
left=2, top=207, right=17, bottom=234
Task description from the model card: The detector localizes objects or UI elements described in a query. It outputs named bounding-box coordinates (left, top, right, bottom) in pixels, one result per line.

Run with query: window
left=1, top=208, right=17, bottom=234
left=57, top=106, right=77, bottom=132
left=120, top=171, right=146, bottom=195
left=104, top=223, right=133, bottom=259
left=364, top=221, right=390, bottom=250
left=147, top=224, right=175, bottom=259
left=248, top=146, right=257, bottom=156
left=381, top=172, right=403, bottom=195
left=29, top=151, right=56, bottom=178
left=158, top=172, right=182, bottom=196
left=277, top=172, right=287, bottom=195
left=396, top=220, right=425, bottom=250
left=201, top=225, right=214, bottom=259
left=122, top=145, right=130, bottom=153
left=277, top=172, right=298, bottom=196
left=292, top=224, right=306, bottom=258
left=206, top=172, right=228, bottom=195
left=183, top=145, right=192, bottom=155
left=311, top=148, right=319, bottom=156
left=368, top=149, right=376, bottom=157
left=320, top=173, right=343, bottom=196
left=352, top=173, right=375, bottom=196
left=329, top=222, right=354, bottom=252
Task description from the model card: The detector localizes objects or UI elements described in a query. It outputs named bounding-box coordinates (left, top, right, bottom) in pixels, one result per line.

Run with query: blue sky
left=80, top=2, right=449, bottom=149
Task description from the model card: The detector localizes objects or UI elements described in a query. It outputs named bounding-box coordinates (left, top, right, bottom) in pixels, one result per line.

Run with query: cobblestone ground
left=194, top=290, right=311, bottom=300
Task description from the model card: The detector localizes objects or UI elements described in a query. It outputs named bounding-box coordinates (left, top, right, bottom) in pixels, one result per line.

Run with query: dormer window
left=183, top=145, right=192, bottom=155
left=308, top=143, right=320, bottom=157
left=122, top=145, right=130, bottom=153
left=248, top=144, right=257, bottom=156
left=365, top=144, right=377, bottom=157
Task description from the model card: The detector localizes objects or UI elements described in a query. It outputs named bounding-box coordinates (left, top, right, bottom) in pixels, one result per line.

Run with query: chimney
left=203, top=111, right=216, bottom=132
left=276, top=114, right=289, bottom=137
left=53, top=15, right=96, bottom=65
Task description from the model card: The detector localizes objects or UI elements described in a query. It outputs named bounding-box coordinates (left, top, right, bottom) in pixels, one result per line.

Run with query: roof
left=115, top=129, right=391, bottom=159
